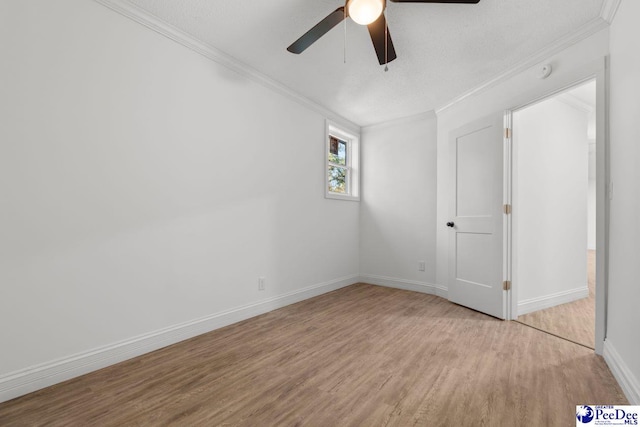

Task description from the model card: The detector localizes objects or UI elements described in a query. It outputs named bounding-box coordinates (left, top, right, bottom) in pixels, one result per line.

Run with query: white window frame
left=325, top=120, right=360, bottom=201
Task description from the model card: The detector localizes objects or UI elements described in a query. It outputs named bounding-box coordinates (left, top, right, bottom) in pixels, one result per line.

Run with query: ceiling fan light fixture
left=347, top=0, right=384, bottom=26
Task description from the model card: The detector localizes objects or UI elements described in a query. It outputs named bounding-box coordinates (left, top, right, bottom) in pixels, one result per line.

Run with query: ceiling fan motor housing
left=347, top=0, right=386, bottom=25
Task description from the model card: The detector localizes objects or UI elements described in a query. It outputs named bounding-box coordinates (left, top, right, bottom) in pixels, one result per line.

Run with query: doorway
left=510, top=80, right=596, bottom=349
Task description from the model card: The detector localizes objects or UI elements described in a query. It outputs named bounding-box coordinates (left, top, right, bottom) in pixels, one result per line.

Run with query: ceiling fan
left=287, top=0, right=481, bottom=65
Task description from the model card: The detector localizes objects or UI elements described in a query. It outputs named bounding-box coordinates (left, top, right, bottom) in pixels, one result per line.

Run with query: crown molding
left=92, top=0, right=361, bottom=133
left=361, top=110, right=436, bottom=133
left=435, top=16, right=609, bottom=115
left=600, top=0, right=622, bottom=24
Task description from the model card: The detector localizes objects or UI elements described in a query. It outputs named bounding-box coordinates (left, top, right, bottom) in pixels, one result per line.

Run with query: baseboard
left=0, top=274, right=359, bottom=404
left=360, top=274, right=447, bottom=299
left=517, top=286, right=589, bottom=316
left=603, top=339, right=640, bottom=404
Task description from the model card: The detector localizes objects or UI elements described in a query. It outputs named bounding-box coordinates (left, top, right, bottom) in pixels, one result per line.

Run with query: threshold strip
left=513, top=320, right=595, bottom=351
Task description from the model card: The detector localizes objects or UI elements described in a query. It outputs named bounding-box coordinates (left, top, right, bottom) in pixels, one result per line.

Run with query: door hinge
left=503, top=280, right=511, bottom=291
left=503, top=204, right=512, bottom=214
left=505, top=128, right=511, bottom=139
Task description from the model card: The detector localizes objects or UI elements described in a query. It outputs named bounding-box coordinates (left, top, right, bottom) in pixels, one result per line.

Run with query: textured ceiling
left=122, top=0, right=605, bottom=126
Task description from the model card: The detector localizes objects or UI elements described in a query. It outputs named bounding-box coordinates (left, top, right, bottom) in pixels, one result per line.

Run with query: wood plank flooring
left=0, top=283, right=627, bottom=426
left=517, top=250, right=596, bottom=349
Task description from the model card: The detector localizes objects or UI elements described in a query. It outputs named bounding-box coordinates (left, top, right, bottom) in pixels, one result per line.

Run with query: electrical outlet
left=258, top=277, right=265, bottom=291
left=418, top=261, right=425, bottom=272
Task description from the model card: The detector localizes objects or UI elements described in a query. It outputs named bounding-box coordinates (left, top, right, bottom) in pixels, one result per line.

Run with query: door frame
left=503, top=58, right=608, bottom=355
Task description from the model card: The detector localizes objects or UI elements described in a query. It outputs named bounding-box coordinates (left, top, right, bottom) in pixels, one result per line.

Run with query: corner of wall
left=604, top=339, right=640, bottom=404
left=359, top=275, right=447, bottom=299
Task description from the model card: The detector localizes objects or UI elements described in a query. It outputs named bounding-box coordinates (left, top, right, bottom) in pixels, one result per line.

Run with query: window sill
left=325, top=192, right=360, bottom=202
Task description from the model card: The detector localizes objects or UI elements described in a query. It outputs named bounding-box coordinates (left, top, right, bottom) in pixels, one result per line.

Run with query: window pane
left=328, top=165, right=347, bottom=194
left=329, top=136, right=347, bottom=166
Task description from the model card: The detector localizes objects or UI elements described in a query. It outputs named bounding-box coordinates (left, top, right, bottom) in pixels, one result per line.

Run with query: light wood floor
left=517, top=250, right=596, bottom=349
left=0, top=283, right=626, bottom=426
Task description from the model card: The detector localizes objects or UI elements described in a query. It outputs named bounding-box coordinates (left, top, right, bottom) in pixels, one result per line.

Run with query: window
left=325, top=121, right=359, bottom=201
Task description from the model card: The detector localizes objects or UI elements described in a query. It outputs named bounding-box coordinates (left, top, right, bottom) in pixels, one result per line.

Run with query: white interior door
left=448, top=114, right=506, bottom=319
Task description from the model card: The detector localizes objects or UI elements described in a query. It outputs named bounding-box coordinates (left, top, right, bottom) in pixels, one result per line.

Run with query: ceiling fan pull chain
left=384, top=6, right=388, bottom=71
left=344, top=6, right=347, bottom=63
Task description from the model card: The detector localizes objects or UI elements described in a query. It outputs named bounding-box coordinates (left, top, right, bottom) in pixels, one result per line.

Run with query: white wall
left=588, top=105, right=597, bottom=250
left=0, top=0, right=359, bottom=383
left=588, top=142, right=597, bottom=250
left=359, top=113, right=439, bottom=293
left=435, top=29, right=609, bottom=292
left=513, top=98, right=588, bottom=306
left=2, top=0, right=638, bottom=407
left=606, top=0, right=640, bottom=404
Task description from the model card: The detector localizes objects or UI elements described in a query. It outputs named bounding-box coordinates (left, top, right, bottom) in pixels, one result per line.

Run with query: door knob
left=446, top=222, right=455, bottom=228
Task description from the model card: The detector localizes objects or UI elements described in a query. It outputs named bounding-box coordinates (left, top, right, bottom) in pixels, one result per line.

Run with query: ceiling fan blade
left=287, top=7, right=345, bottom=54
left=389, top=0, right=480, bottom=3
left=367, top=13, right=397, bottom=65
